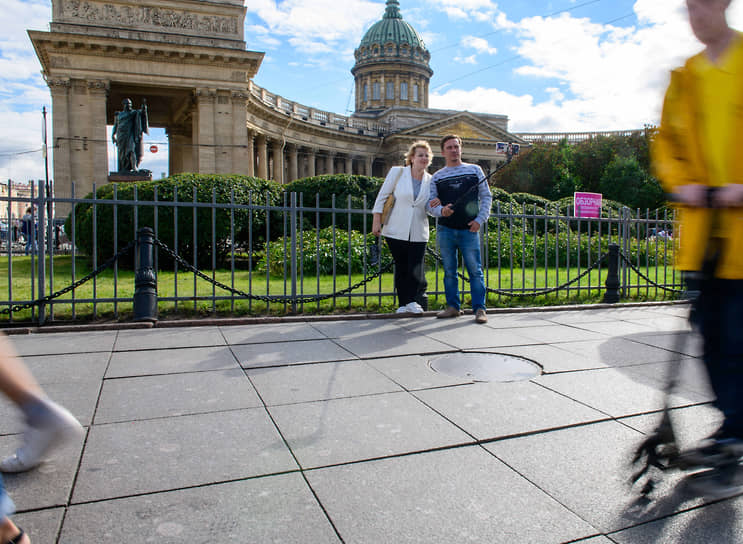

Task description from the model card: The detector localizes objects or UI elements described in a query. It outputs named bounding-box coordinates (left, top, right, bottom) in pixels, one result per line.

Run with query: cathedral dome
left=352, top=0, right=432, bottom=112
left=359, top=0, right=427, bottom=51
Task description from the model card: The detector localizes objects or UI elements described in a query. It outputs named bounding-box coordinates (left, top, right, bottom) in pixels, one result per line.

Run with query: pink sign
left=573, top=192, right=602, bottom=218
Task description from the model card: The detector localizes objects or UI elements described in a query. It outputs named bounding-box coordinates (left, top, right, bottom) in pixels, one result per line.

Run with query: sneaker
left=406, top=302, right=424, bottom=314
left=0, top=400, right=84, bottom=473
left=436, top=306, right=461, bottom=318
left=475, top=309, right=488, bottom=323
left=395, top=306, right=410, bottom=314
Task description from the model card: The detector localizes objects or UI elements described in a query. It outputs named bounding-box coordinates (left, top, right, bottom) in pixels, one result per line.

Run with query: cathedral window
left=373, top=82, right=381, bottom=100
left=386, top=81, right=394, bottom=100
left=413, top=84, right=419, bottom=102
left=363, top=84, right=368, bottom=102
left=400, top=81, right=408, bottom=100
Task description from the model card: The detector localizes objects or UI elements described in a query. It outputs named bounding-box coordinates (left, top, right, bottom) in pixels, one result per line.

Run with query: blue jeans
left=437, top=225, right=486, bottom=311
left=0, top=474, right=14, bottom=519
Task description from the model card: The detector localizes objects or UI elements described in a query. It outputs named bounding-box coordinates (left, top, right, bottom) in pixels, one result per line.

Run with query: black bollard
left=133, top=227, right=158, bottom=322
left=603, top=243, right=620, bottom=303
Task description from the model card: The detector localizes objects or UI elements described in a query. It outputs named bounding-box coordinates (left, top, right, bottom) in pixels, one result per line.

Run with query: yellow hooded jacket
left=653, top=40, right=743, bottom=279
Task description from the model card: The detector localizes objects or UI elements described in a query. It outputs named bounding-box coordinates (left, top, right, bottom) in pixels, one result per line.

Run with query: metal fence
left=0, top=183, right=681, bottom=325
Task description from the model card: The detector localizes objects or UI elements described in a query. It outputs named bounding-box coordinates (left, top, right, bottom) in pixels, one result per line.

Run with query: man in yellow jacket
left=654, top=0, right=743, bottom=494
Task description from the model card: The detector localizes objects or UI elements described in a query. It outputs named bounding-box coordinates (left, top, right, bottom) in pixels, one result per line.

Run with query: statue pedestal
left=108, top=171, right=153, bottom=183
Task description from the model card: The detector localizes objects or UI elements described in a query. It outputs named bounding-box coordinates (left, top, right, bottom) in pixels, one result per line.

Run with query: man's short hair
left=440, top=134, right=462, bottom=151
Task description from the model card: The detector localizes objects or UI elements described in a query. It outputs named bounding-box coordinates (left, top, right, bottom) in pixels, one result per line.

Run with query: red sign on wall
left=149, top=145, right=158, bottom=153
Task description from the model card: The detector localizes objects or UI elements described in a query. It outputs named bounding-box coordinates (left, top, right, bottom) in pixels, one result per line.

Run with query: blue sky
left=2, top=0, right=740, bottom=183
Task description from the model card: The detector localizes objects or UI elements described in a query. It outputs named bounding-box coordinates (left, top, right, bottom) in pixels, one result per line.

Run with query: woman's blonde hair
left=404, top=140, right=433, bottom=167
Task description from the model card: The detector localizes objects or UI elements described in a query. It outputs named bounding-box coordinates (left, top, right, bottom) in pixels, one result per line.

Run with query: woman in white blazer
left=372, top=140, right=433, bottom=315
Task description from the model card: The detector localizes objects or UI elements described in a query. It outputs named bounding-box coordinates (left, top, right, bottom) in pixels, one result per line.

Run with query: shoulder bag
left=380, top=167, right=405, bottom=225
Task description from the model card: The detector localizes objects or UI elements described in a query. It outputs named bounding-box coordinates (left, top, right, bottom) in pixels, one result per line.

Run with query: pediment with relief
left=397, top=112, right=522, bottom=143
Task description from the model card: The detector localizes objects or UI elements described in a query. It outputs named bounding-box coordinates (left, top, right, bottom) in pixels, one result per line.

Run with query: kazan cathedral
left=31, top=0, right=532, bottom=204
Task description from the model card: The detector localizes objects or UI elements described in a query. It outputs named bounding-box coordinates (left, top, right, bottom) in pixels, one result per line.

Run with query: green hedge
left=68, top=173, right=283, bottom=269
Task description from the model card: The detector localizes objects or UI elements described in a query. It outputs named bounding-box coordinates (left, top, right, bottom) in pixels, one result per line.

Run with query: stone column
left=256, top=134, right=268, bottom=179
left=271, top=140, right=284, bottom=183
left=327, top=151, right=336, bottom=175
left=246, top=129, right=255, bottom=177
left=48, top=78, right=72, bottom=200
left=344, top=156, right=353, bottom=174
left=193, top=88, right=217, bottom=173
left=48, top=78, right=109, bottom=213
left=230, top=91, right=250, bottom=175
left=288, top=144, right=299, bottom=182
left=365, top=155, right=374, bottom=177
left=307, top=148, right=316, bottom=177
left=166, top=126, right=192, bottom=174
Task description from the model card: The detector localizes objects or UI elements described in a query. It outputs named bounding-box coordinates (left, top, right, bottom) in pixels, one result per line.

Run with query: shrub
left=68, top=173, right=283, bottom=269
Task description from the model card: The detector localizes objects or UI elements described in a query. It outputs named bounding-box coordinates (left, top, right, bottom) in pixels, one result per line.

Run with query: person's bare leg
left=0, top=517, right=28, bottom=543
left=0, top=333, right=83, bottom=473
left=0, top=335, right=43, bottom=406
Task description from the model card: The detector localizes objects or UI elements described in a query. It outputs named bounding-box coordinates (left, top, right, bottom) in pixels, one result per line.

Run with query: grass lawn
left=0, top=255, right=684, bottom=323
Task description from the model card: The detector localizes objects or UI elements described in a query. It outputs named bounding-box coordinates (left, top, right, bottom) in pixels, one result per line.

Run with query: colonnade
left=246, top=129, right=379, bottom=183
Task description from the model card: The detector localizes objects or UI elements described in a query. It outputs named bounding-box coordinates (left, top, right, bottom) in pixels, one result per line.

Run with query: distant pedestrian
left=20, top=209, right=35, bottom=256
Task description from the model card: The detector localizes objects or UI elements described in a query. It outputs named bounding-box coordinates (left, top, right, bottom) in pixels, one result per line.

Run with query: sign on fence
left=574, top=192, right=602, bottom=218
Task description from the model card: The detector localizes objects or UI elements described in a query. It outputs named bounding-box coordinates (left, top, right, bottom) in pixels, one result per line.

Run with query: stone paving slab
left=0, top=379, right=100, bottom=434
left=628, top=330, right=704, bottom=357
left=365, top=354, right=474, bottom=390
left=95, top=368, right=264, bottom=423
left=534, top=366, right=708, bottom=419
left=233, top=339, right=357, bottom=368
left=305, top=445, right=600, bottom=543
left=415, top=323, right=539, bottom=350
left=332, top=327, right=457, bottom=358
left=268, top=391, right=472, bottom=468
left=514, top=323, right=609, bottom=344
left=14, top=507, right=63, bottom=544
left=477, top=344, right=605, bottom=373
left=247, top=360, right=403, bottom=405
left=114, top=326, right=226, bottom=351
left=484, top=420, right=704, bottom=533
left=609, top=494, right=743, bottom=543
left=220, top=322, right=329, bottom=344
left=1, top=433, right=84, bottom=511
left=308, top=319, right=407, bottom=338
left=1, top=305, right=735, bottom=543
left=9, top=330, right=117, bottom=355
left=60, top=474, right=340, bottom=544
left=105, top=345, right=240, bottom=378
left=73, top=409, right=297, bottom=502
left=20, top=352, right=109, bottom=385
left=414, top=380, right=607, bottom=440
left=551, top=337, right=682, bottom=368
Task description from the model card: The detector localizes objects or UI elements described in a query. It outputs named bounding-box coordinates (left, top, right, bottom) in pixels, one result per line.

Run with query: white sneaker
left=395, top=306, right=410, bottom=314
left=1, top=400, right=84, bottom=473
left=405, top=302, right=424, bottom=314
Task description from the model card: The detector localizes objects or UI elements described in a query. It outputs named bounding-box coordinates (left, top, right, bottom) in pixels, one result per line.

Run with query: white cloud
left=465, top=36, right=498, bottom=55
left=431, top=0, right=729, bottom=132
left=454, top=54, right=478, bottom=65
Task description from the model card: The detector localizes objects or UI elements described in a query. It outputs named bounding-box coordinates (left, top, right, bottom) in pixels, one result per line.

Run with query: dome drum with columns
left=31, top=0, right=529, bottom=213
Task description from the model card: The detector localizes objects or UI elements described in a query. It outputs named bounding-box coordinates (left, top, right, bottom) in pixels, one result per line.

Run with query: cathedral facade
left=30, top=0, right=528, bottom=208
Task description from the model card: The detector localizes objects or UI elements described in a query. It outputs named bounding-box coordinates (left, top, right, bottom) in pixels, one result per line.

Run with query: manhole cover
left=428, top=352, right=541, bottom=382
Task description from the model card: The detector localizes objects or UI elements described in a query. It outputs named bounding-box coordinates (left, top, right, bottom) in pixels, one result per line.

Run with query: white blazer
left=372, top=165, right=432, bottom=242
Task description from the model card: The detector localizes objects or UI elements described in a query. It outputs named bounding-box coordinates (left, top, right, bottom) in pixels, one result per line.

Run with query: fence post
left=133, top=227, right=158, bottom=322
left=290, top=192, right=298, bottom=314
left=603, top=243, right=620, bottom=303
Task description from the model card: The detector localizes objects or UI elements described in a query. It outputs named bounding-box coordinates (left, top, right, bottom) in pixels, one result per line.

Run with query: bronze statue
left=112, top=98, right=149, bottom=173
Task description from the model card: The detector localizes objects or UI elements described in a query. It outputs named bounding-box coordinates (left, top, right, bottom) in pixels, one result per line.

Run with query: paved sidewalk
left=0, top=304, right=739, bottom=543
